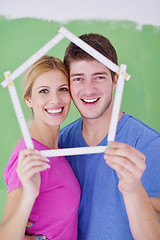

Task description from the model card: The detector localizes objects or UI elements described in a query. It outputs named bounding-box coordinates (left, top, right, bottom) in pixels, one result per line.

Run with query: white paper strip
left=40, top=146, right=107, bottom=157
left=4, top=72, right=34, bottom=149
left=59, top=27, right=130, bottom=81
left=2, top=28, right=130, bottom=157
left=107, top=64, right=126, bottom=142
left=1, top=33, right=64, bottom=88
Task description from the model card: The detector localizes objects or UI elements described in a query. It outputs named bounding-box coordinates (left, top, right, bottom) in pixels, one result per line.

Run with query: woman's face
left=25, top=70, right=71, bottom=127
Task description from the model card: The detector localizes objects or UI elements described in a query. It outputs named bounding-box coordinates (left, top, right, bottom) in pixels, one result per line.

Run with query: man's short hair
left=64, top=33, right=118, bottom=80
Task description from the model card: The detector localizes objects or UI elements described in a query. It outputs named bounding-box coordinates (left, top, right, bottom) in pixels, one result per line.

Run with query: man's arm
left=104, top=141, right=160, bottom=240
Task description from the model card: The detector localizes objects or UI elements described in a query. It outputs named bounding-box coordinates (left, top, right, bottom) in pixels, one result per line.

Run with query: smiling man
left=59, top=33, right=160, bottom=239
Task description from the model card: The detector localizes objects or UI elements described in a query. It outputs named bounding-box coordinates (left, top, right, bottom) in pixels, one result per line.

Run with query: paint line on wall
left=0, top=0, right=160, bottom=26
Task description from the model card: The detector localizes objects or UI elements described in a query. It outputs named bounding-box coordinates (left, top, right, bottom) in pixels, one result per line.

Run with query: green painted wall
left=0, top=16, right=160, bottom=220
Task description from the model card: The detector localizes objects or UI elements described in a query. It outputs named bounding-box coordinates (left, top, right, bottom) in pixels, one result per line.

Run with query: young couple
left=0, top=33, right=160, bottom=240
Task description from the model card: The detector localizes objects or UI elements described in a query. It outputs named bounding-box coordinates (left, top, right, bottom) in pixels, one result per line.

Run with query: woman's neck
left=29, top=119, right=60, bottom=149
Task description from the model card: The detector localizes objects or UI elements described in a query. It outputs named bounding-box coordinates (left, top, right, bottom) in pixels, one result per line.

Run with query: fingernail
left=45, top=158, right=50, bottom=162
left=45, top=163, right=51, bottom=168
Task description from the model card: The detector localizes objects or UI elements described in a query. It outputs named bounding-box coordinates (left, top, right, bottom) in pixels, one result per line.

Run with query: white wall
left=0, top=0, right=160, bottom=26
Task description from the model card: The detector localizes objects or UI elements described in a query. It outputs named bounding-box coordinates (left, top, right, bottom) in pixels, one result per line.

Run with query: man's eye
left=39, top=89, right=48, bottom=93
left=96, top=76, right=105, bottom=80
left=73, top=77, right=82, bottom=82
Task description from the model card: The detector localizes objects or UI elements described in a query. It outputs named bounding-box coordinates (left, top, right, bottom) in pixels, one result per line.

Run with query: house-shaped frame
left=1, top=27, right=130, bottom=157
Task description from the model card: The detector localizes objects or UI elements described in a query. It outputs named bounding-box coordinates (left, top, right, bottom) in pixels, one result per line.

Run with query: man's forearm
left=122, top=182, right=160, bottom=240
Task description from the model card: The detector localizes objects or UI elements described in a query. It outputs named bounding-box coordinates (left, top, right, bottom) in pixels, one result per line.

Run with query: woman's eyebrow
left=37, top=85, right=49, bottom=89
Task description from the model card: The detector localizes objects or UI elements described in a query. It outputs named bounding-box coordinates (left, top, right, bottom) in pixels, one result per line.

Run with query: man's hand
left=104, top=141, right=146, bottom=194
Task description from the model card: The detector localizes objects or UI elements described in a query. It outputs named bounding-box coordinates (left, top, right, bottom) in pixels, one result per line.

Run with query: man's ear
left=25, top=96, right=32, bottom=108
left=113, top=74, right=118, bottom=90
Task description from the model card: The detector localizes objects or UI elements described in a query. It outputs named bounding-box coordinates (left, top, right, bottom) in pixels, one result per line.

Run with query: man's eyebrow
left=70, top=73, right=84, bottom=77
left=93, top=71, right=109, bottom=76
left=70, top=72, right=109, bottom=77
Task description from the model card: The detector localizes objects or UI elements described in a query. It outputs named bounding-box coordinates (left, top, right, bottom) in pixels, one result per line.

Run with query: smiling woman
left=25, top=70, right=71, bottom=139
left=0, top=55, right=81, bottom=240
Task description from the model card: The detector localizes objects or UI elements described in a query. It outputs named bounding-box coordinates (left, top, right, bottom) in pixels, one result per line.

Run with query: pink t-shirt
left=4, top=138, right=81, bottom=240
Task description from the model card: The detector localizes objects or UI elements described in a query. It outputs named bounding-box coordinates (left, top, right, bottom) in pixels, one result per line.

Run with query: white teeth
left=83, top=98, right=98, bottom=103
left=46, top=108, right=62, bottom=113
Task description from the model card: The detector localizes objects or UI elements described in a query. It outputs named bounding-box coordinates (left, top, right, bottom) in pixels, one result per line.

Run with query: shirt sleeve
left=141, top=136, right=160, bottom=197
left=4, top=151, right=22, bottom=193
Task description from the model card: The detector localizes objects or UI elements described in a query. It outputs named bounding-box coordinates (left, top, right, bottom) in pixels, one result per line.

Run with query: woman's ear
left=25, top=96, right=32, bottom=108
left=113, top=74, right=118, bottom=90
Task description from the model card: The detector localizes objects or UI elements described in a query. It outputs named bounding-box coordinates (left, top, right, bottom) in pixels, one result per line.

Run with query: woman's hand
left=17, top=149, right=50, bottom=199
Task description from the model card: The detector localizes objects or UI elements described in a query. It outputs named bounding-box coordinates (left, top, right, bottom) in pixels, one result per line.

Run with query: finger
left=17, top=155, right=49, bottom=173
left=108, top=141, right=140, bottom=157
left=18, top=158, right=50, bottom=173
left=108, top=141, right=145, bottom=160
left=18, top=154, right=50, bottom=172
left=18, top=149, right=49, bottom=164
left=106, top=142, right=146, bottom=167
left=17, top=159, right=50, bottom=179
left=105, top=154, right=145, bottom=178
left=24, top=154, right=50, bottom=164
left=105, top=157, right=132, bottom=177
left=19, top=149, right=39, bottom=159
left=104, top=149, right=146, bottom=174
left=18, top=164, right=50, bottom=181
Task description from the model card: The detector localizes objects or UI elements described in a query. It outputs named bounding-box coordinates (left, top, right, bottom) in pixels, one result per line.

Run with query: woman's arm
left=0, top=149, right=50, bottom=240
left=0, top=188, right=37, bottom=240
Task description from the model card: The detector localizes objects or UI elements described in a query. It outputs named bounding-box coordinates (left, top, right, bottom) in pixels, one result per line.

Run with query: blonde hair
left=23, top=55, right=68, bottom=99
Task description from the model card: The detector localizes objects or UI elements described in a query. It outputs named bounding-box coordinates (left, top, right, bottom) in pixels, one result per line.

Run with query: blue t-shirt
left=59, top=113, right=160, bottom=240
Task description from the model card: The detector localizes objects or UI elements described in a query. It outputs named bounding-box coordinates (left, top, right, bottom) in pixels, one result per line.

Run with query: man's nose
left=83, top=79, right=96, bottom=95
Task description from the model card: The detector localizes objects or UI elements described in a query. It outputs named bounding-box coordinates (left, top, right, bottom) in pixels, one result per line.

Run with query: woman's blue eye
left=60, top=87, right=68, bottom=92
left=39, top=89, right=48, bottom=93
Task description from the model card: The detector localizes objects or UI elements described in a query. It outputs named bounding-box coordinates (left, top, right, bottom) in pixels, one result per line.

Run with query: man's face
left=69, top=59, right=117, bottom=120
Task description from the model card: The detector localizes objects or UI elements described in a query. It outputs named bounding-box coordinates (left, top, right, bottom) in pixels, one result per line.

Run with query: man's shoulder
left=123, top=113, right=160, bottom=136
left=120, top=113, right=160, bottom=151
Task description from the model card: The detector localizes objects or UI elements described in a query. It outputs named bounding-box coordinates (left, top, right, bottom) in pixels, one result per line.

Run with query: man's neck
left=82, top=111, right=123, bottom=146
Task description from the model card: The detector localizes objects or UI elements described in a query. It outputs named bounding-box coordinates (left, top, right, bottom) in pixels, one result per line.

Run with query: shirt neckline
left=78, top=112, right=130, bottom=147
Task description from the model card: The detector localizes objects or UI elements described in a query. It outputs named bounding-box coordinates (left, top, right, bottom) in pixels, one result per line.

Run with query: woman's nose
left=49, top=92, right=60, bottom=104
